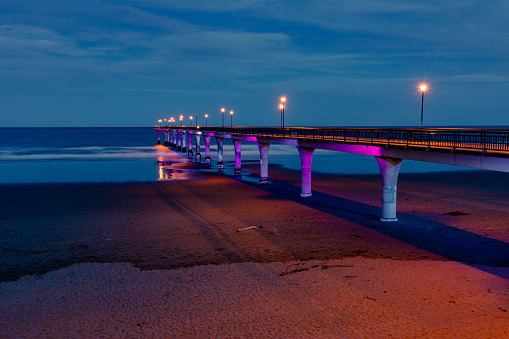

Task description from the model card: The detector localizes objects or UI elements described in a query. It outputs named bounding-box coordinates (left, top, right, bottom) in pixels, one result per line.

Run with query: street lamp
left=230, top=110, right=233, bottom=127
left=180, top=115, right=183, bottom=127
left=420, top=84, right=427, bottom=128
left=221, top=108, right=225, bottom=128
left=205, top=114, right=208, bottom=126
left=158, top=119, right=162, bottom=127
left=279, top=104, right=284, bottom=128
left=280, top=96, right=286, bottom=128
left=189, top=115, right=193, bottom=127
left=195, top=113, right=198, bottom=127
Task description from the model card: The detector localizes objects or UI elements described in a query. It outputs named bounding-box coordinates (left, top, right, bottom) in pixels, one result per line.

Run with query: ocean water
left=0, top=127, right=471, bottom=184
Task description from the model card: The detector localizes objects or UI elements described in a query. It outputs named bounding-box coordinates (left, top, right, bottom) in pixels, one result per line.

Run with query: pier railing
left=156, top=126, right=509, bottom=153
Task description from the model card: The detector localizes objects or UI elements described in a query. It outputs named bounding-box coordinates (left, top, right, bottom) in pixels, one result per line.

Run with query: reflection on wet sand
left=156, top=159, right=212, bottom=181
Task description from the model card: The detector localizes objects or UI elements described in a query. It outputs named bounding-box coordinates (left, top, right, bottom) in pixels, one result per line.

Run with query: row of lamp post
left=157, top=115, right=204, bottom=127
left=159, top=109, right=234, bottom=128
left=158, top=97, right=283, bottom=129
left=158, top=85, right=426, bottom=129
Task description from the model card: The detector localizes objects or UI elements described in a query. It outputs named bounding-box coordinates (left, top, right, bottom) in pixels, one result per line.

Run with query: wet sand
left=1, top=164, right=508, bottom=337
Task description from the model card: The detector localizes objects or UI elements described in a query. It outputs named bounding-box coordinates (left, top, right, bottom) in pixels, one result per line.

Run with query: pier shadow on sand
left=236, top=171, right=509, bottom=278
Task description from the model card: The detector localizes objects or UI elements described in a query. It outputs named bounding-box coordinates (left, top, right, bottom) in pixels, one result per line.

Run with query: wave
left=0, top=146, right=166, bottom=161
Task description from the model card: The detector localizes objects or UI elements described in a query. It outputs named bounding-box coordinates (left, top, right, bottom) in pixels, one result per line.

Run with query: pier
left=154, top=126, right=509, bottom=221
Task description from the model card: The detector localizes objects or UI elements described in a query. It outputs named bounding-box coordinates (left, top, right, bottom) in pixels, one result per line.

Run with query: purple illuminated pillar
left=173, top=130, right=178, bottom=148
left=164, top=130, right=168, bottom=145
left=204, top=136, right=211, bottom=164
left=181, top=131, right=187, bottom=153
left=298, top=147, right=315, bottom=197
left=157, top=130, right=161, bottom=144
left=376, top=156, right=403, bottom=222
left=187, top=133, right=193, bottom=156
left=195, top=133, right=201, bottom=161
left=233, top=139, right=242, bottom=175
left=216, top=137, right=224, bottom=172
left=257, top=142, right=270, bottom=184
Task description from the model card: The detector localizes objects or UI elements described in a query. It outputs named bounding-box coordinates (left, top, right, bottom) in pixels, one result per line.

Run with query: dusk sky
left=1, top=1, right=508, bottom=127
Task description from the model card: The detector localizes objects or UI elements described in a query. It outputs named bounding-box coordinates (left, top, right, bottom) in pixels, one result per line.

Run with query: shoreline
left=1, top=165, right=509, bottom=282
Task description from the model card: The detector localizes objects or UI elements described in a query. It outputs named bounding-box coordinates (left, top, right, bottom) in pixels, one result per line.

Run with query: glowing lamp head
left=158, top=119, right=162, bottom=123
left=279, top=104, right=284, bottom=109
left=205, top=114, right=208, bottom=118
left=280, top=96, right=286, bottom=103
left=221, top=108, right=225, bottom=113
left=420, top=84, right=427, bottom=92
left=190, top=116, right=193, bottom=120
left=230, top=110, right=233, bottom=115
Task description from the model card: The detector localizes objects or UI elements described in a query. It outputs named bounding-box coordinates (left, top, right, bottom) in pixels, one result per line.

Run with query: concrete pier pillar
left=187, top=133, right=193, bottom=156
left=257, top=143, right=270, bottom=184
left=177, top=132, right=182, bottom=150
left=216, top=137, right=224, bottom=172
left=204, top=136, right=211, bottom=164
left=173, top=131, right=178, bottom=148
left=157, top=130, right=161, bottom=144
left=182, top=131, right=187, bottom=153
left=233, top=139, right=242, bottom=175
left=195, top=134, right=201, bottom=161
left=168, top=130, right=173, bottom=146
left=164, top=130, right=168, bottom=145
left=376, top=156, right=403, bottom=222
left=298, top=147, right=315, bottom=197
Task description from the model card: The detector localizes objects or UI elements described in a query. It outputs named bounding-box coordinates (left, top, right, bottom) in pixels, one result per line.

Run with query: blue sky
left=1, top=0, right=508, bottom=127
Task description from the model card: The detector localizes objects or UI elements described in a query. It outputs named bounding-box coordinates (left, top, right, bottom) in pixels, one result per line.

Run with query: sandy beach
left=1, top=162, right=508, bottom=337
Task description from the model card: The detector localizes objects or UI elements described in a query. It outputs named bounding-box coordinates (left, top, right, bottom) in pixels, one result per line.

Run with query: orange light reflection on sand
left=157, top=165, right=194, bottom=181
left=158, top=165, right=167, bottom=180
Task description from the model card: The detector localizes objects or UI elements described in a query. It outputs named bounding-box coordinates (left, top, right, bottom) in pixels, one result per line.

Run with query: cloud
left=123, top=0, right=266, bottom=12
left=0, top=25, right=82, bottom=57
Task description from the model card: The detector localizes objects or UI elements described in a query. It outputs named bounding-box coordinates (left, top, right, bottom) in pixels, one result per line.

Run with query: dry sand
left=1, top=162, right=508, bottom=337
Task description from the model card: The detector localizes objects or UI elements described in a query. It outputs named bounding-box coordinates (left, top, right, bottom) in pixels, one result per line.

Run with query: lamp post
left=158, top=119, right=162, bottom=127
left=195, top=113, right=198, bottom=127
left=420, top=84, right=427, bottom=128
left=230, top=110, right=233, bottom=127
left=189, top=115, right=193, bottom=127
left=279, top=104, right=284, bottom=128
left=280, top=96, right=286, bottom=128
left=205, top=114, right=208, bottom=127
left=221, top=108, right=225, bottom=128
left=180, top=115, right=183, bottom=127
